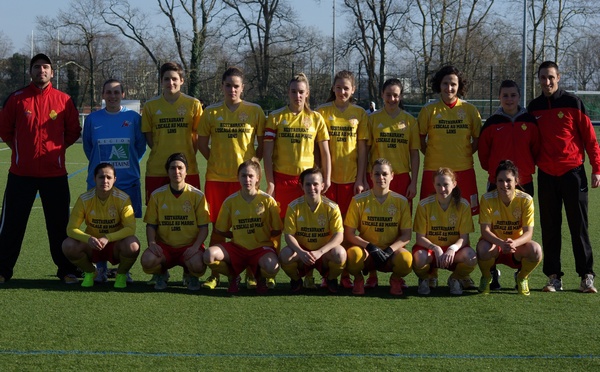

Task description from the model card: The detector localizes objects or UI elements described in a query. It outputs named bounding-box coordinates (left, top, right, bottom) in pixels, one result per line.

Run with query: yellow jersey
left=144, top=184, right=210, bottom=248
left=418, top=99, right=481, bottom=171
left=344, top=190, right=412, bottom=248
left=368, top=108, right=420, bottom=174
left=215, top=190, right=282, bottom=250
left=264, top=106, right=329, bottom=176
left=198, top=101, right=266, bottom=182
left=479, top=190, right=534, bottom=240
left=283, top=196, right=343, bottom=251
left=413, top=195, right=474, bottom=246
left=67, top=187, right=136, bottom=243
left=316, top=102, right=369, bottom=183
left=141, top=94, right=202, bottom=176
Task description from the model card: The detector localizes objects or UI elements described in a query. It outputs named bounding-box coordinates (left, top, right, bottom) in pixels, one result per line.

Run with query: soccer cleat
left=490, top=268, right=501, bottom=290
left=303, top=276, right=317, bottom=289
left=448, top=277, right=463, bottom=295
left=428, top=276, right=438, bottom=289
left=64, top=273, right=80, bottom=285
left=517, top=277, right=530, bottom=296
left=459, top=276, right=477, bottom=289
left=579, top=274, right=597, bottom=293
left=290, top=278, right=303, bottom=294
left=352, top=278, right=365, bottom=295
left=326, top=278, right=339, bottom=294
left=418, top=278, right=430, bottom=295
left=542, top=274, right=563, bottom=292
left=365, top=275, right=378, bottom=289
left=114, top=273, right=128, bottom=289
left=227, top=276, right=241, bottom=294
left=187, top=275, right=201, bottom=291
left=202, top=275, right=220, bottom=290
left=266, top=277, right=276, bottom=289
left=147, top=271, right=170, bottom=286
left=0, top=275, right=5, bottom=284
left=399, top=277, right=408, bottom=289
left=94, top=266, right=108, bottom=284
left=478, top=276, right=491, bottom=294
left=245, top=275, right=257, bottom=289
left=340, top=276, right=353, bottom=289
left=154, top=273, right=169, bottom=290
left=182, top=272, right=190, bottom=286
left=389, top=277, right=404, bottom=296
left=320, top=277, right=328, bottom=289
left=126, top=272, right=134, bottom=284
left=81, top=272, right=96, bottom=287
left=256, top=277, right=269, bottom=294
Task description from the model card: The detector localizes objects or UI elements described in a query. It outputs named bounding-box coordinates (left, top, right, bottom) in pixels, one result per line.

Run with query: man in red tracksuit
left=527, top=61, right=600, bottom=294
left=0, top=53, right=82, bottom=284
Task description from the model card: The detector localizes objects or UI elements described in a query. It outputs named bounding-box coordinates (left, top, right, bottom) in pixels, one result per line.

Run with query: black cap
left=30, top=53, right=53, bottom=69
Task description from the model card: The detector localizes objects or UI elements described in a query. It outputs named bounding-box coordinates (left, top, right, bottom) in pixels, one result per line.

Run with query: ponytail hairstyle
left=326, top=70, right=356, bottom=103
left=289, top=73, right=311, bottom=112
left=237, top=158, right=262, bottom=190
left=381, top=78, right=405, bottom=109
left=434, top=167, right=462, bottom=208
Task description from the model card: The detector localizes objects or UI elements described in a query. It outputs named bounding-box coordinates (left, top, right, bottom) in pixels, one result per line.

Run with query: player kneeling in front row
left=344, top=158, right=413, bottom=296
left=477, top=160, right=542, bottom=295
left=204, top=159, right=281, bottom=294
left=280, top=167, right=346, bottom=294
left=62, top=163, right=140, bottom=288
left=140, top=153, right=209, bottom=291
left=412, top=168, right=477, bottom=295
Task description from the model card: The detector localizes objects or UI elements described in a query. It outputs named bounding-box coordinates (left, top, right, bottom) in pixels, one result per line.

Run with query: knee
left=476, top=240, right=494, bottom=259
left=61, top=238, right=80, bottom=257
left=412, top=249, right=428, bottom=268
left=140, top=249, right=160, bottom=269
left=346, top=246, right=364, bottom=275
left=279, top=246, right=294, bottom=264
left=328, top=246, right=346, bottom=264
left=203, top=245, right=222, bottom=265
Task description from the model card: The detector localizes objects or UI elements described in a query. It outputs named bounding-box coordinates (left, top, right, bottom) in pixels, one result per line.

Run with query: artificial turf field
left=0, top=138, right=599, bottom=371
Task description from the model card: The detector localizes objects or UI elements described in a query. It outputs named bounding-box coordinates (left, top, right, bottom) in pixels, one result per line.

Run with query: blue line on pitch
left=0, top=350, right=598, bottom=359
left=34, top=166, right=87, bottom=199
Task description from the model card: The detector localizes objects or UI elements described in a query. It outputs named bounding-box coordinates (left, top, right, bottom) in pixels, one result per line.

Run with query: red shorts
left=420, top=168, right=479, bottom=215
left=158, top=242, right=205, bottom=269
left=222, top=242, right=276, bottom=277
left=274, top=171, right=303, bottom=218
left=493, top=245, right=522, bottom=269
left=325, top=182, right=354, bottom=215
left=411, top=244, right=470, bottom=271
left=91, top=242, right=119, bottom=265
left=368, top=172, right=411, bottom=197
left=205, top=181, right=241, bottom=223
left=145, top=174, right=201, bottom=204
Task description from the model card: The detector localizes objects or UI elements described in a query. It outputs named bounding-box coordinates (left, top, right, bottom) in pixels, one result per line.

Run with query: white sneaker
left=542, top=274, right=563, bottom=292
left=579, top=274, right=597, bottom=293
left=448, top=277, right=463, bottom=295
left=418, top=278, right=430, bottom=295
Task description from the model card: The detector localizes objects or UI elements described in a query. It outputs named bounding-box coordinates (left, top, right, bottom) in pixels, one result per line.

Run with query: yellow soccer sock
left=452, top=262, right=475, bottom=279
left=281, top=262, right=300, bottom=280
left=518, top=258, right=541, bottom=279
left=260, top=267, right=276, bottom=279
left=207, top=260, right=230, bottom=277
left=391, top=251, right=413, bottom=279
left=413, top=263, right=431, bottom=280
left=327, top=260, right=345, bottom=280
left=72, top=256, right=95, bottom=273
left=478, top=258, right=495, bottom=279
left=117, top=256, right=137, bottom=274
left=346, top=246, right=365, bottom=277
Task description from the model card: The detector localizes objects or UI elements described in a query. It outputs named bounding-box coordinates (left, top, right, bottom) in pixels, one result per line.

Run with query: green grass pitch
left=0, top=137, right=599, bottom=371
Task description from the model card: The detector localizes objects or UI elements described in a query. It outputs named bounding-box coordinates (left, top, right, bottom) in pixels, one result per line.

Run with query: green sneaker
left=114, top=273, right=128, bottom=289
left=303, top=276, right=317, bottom=289
left=517, top=277, right=530, bottom=296
left=478, top=276, right=491, bottom=294
left=245, top=275, right=257, bottom=289
left=81, top=271, right=96, bottom=288
left=202, top=275, right=220, bottom=289
left=266, top=277, right=276, bottom=289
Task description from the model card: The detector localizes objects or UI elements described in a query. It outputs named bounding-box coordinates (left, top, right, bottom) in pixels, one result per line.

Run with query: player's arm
left=355, top=139, right=367, bottom=194
left=318, top=140, right=332, bottom=192
left=407, top=149, right=420, bottom=199
left=82, top=116, right=93, bottom=160
left=416, top=232, right=444, bottom=267
left=145, top=224, right=163, bottom=257
left=480, top=223, right=505, bottom=247
left=197, top=136, right=210, bottom=160
left=284, top=232, right=315, bottom=265
left=312, top=231, right=343, bottom=260
left=145, top=132, right=154, bottom=149
left=509, top=225, right=534, bottom=249
left=191, top=224, right=209, bottom=250
left=344, top=225, right=372, bottom=249
left=419, top=135, right=427, bottom=155
left=389, top=227, right=411, bottom=252
left=471, top=137, right=479, bottom=154
left=263, top=139, right=275, bottom=195
left=105, top=203, right=136, bottom=242
left=66, top=198, right=92, bottom=243
left=64, top=98, right=82, bottom=147
left=214, top=228, right=233, bottom=239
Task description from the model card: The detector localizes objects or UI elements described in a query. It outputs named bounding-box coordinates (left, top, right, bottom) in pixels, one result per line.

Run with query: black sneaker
left=490, top=267, right=501, bottom=290
left=290, top=278, right=303, bottom=294
left=326, top=278, right=339, bottom=294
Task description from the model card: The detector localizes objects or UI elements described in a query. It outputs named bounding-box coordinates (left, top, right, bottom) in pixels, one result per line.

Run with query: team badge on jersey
left=238, top=112, right=249, bottom=122
left=182, top=200, right=192, bottom=213
left=456, top=108, right=466, bottom=120
left=395, top=121, right=406, bottom=131
left=317, top=214, right=327, bottom=227
left=558, top=111, right=564, bottom=119
left=255, top=203, right=265, bottom=216
left=349, top=117, right=359, bottom=126
left=302, top=116, right=312, bottom=129
left=122, top=120, right=131, bottom=127
left=387, top=203, right=397, bottom=216
left=49, top=110, right=58, bottom=120
left=108, top=205, right=117, bottom=218
left=448, top=213, right=457, bottom=227
left=177, top=105, right=187, bottom=116
left=512, top=207, right=522, bottom=220
left=521, top=124, right=527, bottom=131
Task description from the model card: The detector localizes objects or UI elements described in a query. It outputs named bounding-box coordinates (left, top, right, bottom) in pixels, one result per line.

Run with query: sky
left=1, top=0, right=338, bottom=55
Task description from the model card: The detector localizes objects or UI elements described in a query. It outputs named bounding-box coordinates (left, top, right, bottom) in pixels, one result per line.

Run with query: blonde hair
left=289, top=73, right=311, bottom=112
